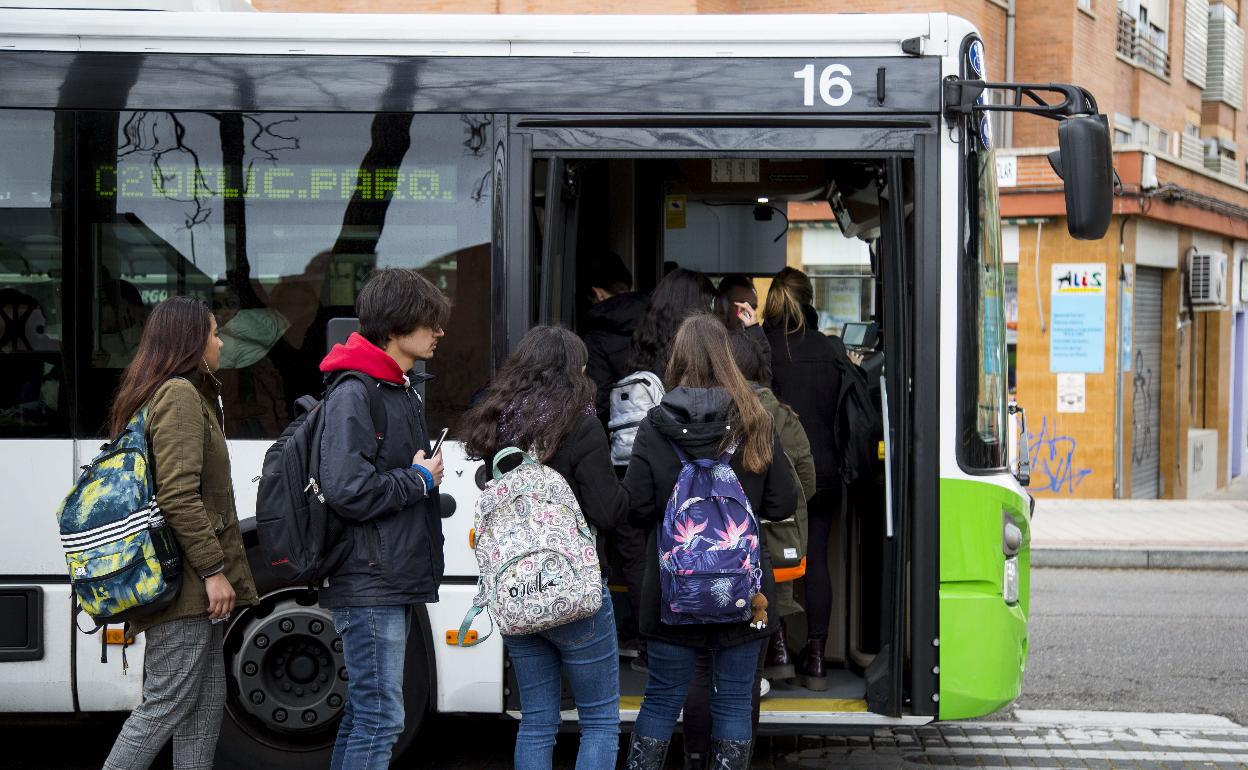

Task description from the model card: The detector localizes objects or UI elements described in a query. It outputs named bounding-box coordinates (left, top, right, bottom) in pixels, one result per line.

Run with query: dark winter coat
left=623, top=386, right=799, bottom=649
left=316, top=333, right=443, bottom=608
left=764, top=305, right=850, bottom=492
left=584, top=291, right=648, bottom=421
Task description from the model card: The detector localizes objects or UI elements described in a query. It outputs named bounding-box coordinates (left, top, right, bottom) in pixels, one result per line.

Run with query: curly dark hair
left=627, top=267, right=716, bottom=377
left=459, top=326, right=594, bottom=463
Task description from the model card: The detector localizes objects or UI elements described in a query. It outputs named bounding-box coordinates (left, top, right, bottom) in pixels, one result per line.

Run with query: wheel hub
left=229, top=599, right=348, bottom=733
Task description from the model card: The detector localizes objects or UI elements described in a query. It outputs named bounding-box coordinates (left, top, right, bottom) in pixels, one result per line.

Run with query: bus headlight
left=1003, top=555, right=1020, bottom=605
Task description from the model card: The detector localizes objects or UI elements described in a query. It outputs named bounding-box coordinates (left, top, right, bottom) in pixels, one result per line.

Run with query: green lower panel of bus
left=937, top=477, right=1031, bottom=721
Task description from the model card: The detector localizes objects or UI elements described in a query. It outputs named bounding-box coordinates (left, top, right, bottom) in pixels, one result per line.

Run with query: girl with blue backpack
left=459, top=326, right=628, bottom=770
left=622, top=313, right=799, bottom=770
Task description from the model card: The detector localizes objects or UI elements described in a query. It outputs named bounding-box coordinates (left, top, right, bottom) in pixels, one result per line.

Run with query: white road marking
left=1012, top=709, right=1242, bottom=729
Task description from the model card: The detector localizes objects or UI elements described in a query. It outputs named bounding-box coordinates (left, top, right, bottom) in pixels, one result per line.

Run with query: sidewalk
left=1029, top=474, right=1248, bottom=569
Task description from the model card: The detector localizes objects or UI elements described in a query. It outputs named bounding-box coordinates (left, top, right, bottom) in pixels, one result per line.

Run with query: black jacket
left=584, top=292, right=648, bottom=421
left=623, top=387, right=798, bottom=649
left=317, top=372, right=443, bottom=608
left=764, top=306, right=849, bottom=491
left=490, top=413, right=629, bottom=557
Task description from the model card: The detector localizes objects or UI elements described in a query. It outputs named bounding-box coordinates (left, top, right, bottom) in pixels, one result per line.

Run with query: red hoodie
left=319, top=332, right=407, bottom=385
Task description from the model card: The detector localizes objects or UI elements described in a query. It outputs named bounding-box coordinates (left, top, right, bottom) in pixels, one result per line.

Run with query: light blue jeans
left=330, top=605, right=410, bottom=770
left=502, top=584, right=620, bottom=770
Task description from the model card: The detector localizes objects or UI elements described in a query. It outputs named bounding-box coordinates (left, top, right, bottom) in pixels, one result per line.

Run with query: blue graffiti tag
left=1024, top=416, right=1093, bottom=494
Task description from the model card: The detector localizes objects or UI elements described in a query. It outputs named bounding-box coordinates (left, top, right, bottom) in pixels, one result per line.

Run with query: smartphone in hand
left=430, top=427, right=449, bottom=457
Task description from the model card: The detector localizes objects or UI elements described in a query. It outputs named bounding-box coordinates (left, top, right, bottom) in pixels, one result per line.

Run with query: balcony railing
left=1117, top=9, right=1171, bottom=79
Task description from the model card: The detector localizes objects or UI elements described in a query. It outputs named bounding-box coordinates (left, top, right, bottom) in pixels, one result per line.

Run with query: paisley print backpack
left=457, top=448, right=601, bottom=645
left=658, top=443, right=763, bottom=626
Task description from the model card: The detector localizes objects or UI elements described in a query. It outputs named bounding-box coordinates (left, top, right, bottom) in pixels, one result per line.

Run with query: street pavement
left=1030, top=475, right=1248, bottom=569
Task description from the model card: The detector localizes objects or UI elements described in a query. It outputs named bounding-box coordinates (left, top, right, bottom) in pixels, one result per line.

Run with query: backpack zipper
left=303, top=477, right=325, bottom=503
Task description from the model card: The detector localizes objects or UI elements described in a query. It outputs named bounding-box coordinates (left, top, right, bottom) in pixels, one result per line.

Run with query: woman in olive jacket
left=102, top=297, right=257, bottom=770
left=623, top=314, right=798, bottom=770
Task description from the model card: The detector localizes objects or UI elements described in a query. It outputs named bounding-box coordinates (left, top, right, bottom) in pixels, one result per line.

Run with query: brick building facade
left=250, top=0, right=1248, bottom=500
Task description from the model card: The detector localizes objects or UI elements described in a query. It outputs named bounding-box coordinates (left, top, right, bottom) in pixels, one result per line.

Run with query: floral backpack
left=457, top=448, right=602, bottom=645
left=658, top=443, right=766, bottom=627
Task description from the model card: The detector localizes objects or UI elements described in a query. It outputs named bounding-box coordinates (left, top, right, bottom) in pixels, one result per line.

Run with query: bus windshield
left=960, top=141, right=1009, bottom=469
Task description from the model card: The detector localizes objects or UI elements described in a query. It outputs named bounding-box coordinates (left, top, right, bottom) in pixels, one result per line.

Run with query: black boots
left=762, top=618, right=795, bottom=681
left=795, top=635, right=828, bottom=692
left=708, top=738, right=753, bottom=770
left=625, top=734, right=670, bottom=770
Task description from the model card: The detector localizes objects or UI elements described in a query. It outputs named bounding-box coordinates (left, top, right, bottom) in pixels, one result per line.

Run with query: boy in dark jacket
left=317, top=267, right=449, bottom=770
left=583, top=252, right=648, bottom=423
left=581, top=252, right=650, bottom=665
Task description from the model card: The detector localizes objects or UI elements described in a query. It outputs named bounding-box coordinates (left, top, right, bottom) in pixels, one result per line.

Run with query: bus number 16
left=794, top=63, right=853, bottom=107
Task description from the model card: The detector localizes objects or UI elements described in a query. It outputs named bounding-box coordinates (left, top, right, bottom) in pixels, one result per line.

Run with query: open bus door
left=508, top=116, right=942, bottom=725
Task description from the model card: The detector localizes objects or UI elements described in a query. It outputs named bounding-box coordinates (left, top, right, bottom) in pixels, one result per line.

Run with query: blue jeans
left=502, top=584, right=620, bottom=770
left=634, top=637, right=765, bottom=743
left=330, top=605, right=411, bottom=770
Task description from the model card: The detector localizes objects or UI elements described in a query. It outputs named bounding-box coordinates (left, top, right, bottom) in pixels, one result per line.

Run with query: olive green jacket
left=129, top=375, right=257, bottom=638
left=757, top=386, right=817, bottom=561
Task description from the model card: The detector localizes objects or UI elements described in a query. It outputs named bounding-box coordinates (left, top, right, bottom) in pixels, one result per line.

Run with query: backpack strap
left=326, top=372, right=388, bottom=468
left=491, top=447, right=535, bottom=480
left=456, top=581, right=494, bottom=647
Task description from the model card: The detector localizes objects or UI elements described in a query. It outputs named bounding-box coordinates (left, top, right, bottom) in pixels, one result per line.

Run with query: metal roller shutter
left=1131, top=267, right=1164, bottom=498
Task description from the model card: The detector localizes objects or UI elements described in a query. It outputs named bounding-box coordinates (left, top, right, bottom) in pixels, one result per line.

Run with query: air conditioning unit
left=1189, top=250, right=1229, bottom=308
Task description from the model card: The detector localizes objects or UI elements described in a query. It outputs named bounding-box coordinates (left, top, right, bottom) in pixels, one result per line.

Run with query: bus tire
left=214, top=538, right=431, bottom=769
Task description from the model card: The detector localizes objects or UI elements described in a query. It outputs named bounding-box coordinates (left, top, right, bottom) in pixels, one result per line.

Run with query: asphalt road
left=1011, top=567, right=1248, bottom=726
left=3, top=568, right=1247, bottom=769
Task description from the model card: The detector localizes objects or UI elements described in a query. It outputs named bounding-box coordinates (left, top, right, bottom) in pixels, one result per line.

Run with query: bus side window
left=0, top=110, right=69, bottom=438
left=77, top=111, right=494, bottom=439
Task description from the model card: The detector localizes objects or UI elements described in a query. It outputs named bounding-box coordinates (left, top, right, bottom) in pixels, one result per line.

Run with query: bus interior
left=525, top=153, right=915, bottom=721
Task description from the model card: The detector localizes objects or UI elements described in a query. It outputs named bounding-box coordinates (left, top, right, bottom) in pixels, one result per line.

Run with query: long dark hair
left=460, top=326, right=595, bottom=463
left=667, top=314, right=773, bottom=474
left=107, top=297, right=212, bottom=437
left=628, top=267, right=716, bottom=376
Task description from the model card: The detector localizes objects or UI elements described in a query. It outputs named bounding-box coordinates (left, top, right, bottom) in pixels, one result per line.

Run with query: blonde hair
left=763, top=267, right=815, bottom=333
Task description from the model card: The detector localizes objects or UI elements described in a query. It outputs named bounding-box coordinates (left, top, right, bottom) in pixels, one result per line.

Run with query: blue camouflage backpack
left=56, top=407, right=182, bottom=629
left=658, top=443, right=764, bottom=626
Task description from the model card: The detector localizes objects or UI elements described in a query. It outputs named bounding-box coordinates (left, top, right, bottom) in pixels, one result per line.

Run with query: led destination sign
left=94, top=164, right=457, bottom=203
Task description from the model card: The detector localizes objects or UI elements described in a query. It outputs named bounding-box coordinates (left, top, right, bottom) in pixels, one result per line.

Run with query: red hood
left=319, top=332, right=406, bottom=384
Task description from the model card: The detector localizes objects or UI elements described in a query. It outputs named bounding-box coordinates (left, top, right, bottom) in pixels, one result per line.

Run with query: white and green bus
left=0, top=3, right=1111, bottom=766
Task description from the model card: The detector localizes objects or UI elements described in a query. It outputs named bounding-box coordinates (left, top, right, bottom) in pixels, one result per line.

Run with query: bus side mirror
left=1047, top=114, right=1114, bottom=241
left=1008, top=402, right=1031, bottom=488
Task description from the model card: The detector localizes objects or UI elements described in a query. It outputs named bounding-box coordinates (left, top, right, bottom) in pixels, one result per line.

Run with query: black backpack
left=833, top=357, right=881, bottom=486
left=256, top=372, right=385, bottom=585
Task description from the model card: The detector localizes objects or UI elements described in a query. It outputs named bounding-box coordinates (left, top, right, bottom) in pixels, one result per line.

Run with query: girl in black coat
left=762, top=266, right=852, bottom=692
left=459, top=326, right=628, bottom=770
left=623, top=314, right=798, bottom=770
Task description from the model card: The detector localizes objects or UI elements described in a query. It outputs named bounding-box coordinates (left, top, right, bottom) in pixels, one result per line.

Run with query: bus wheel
left=216, top=588, right=342, bottom=769
left=215, top=586, right=432, bottom=769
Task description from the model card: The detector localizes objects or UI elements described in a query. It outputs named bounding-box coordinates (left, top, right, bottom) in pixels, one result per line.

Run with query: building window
left=1079, top=0, right=1094, bottom=10
left=1118, top=0, right=1172, bottom=78
left=797, top=226, right=874, bottom=335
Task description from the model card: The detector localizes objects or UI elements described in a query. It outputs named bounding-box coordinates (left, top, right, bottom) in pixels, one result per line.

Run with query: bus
left=0, top=4, right=1112, bottom=766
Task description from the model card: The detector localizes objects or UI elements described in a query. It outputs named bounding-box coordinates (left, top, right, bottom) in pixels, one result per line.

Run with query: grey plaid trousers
left=102, top=617, right=226, bottom=770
